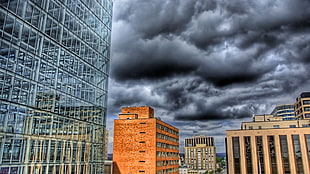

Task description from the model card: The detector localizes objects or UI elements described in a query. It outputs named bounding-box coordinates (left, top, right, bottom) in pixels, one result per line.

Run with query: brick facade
left=113, top=106, right=179, bottom=174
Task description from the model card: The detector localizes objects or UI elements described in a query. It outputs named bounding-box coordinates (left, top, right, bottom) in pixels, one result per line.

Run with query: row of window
left=156, top=142, right=178, bottom=150
left=295, top=100, right=310, bottom=109
left=0, top=136, right=103, bottom=164
left=156, top=151, right=178, bottom=157
left=232, top=134, right=310, bottom=174
left=156, top=160, right=178, bottom=167
left=0, top=164, right=97, bottom=174
left=277, top=110, right=294, bottom=114
left=248, top=124, right=310, bottom=129
left=0, top=102, right=104, bottom=140
left=156, top=168, right=178, bottom=174
left=156, top=123, right=178, bottom=136
left=156, top=133, right=179, bottom=143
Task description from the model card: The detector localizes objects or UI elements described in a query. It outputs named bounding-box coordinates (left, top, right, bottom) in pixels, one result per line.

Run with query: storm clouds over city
left=107, top=0, right=310, bottom=152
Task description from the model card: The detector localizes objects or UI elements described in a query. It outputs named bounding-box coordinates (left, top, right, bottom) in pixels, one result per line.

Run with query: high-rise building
left=0, top=0, right=112, bottom=173
left=295, top=92, right=310, bottom=119
left=113, top=106, right=179, bottom=174
left=184, top=135, right=216, bottom=173
left=226, top=92, right=310, bottom=174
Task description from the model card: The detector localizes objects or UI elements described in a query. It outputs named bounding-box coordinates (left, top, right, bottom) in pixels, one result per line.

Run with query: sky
left=106, top=0, right=310, bottom=153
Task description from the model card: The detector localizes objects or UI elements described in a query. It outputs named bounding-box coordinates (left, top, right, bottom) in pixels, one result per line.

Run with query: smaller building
left=271, top=104, right=295, bottom=120
left=184, top=135, right=216, bottom=173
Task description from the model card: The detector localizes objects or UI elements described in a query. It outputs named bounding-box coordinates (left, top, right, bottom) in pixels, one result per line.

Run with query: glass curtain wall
left=0, top=0, right=112, bottom=173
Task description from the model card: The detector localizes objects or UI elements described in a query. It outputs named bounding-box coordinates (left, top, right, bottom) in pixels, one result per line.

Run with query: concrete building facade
left=226, top=92, right=310, bottom=174
left=184, top=135, right=216, bottom=173
left=113, top=106, right=179, bottom=174
left=242, top=115, right=310, bottom=130
left=226, top=127, right=310, bottom=174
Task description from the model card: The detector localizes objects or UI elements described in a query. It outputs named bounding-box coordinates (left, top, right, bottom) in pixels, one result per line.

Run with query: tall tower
left=0, top=0, right=112, bottom=173
left=113, top=106, right=179, bottom=174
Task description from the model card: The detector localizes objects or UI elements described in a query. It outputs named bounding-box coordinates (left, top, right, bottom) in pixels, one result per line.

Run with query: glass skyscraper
left=0, top=0, right=112, bottom=173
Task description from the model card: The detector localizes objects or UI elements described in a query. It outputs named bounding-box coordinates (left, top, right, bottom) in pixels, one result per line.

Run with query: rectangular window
left=304, top=107, right=310, bottom=111
left=139, top=161, right=145, bottom=162
left=139, top=171, right=145, bottom=172
left=289, top=125, right=296, bottom=128
left=139, top=151, right=145, bottom=153
left=280, top=135, right=290, bottom=173
left=139, top=141, right=145, bottom=143
left=244, top=136, right=252, bottom=174
left=302, top=124, right=309, bottom=127
left=273, top=125, right=279, bottom=128
left=140, top=122, right=146, bottom=124
left=140, top=132, right=146, bottom=134
left=268, top=136, right=277, bottom=174
left=305, top=134, right=310, bottom=163
left=292, top=135, right=303, bottom=173
left=303, top=100, right=310, bottom=105
left=232, top=137, right=240, bottom=174
left=256, top=136, right=264, bottom=174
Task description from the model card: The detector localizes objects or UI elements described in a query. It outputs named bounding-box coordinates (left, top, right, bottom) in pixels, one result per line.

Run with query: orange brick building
left=113, top=106, right=179, bottom=174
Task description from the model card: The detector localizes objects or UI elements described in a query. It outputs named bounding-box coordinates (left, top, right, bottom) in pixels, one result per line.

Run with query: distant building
left=271, top=104, right=295, bottom=120
left=179, top=167, right=188, bottom=174
left=295, top=92, right=310, bottom=119
left=184, top=135, right=216, bottom=173
left=226, top=92, right=310, bottom=174
left=113, top=106, right=179, bottom=174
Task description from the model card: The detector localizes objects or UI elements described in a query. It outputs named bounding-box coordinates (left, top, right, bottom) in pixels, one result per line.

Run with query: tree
left=217, top=168, right=222, bottom=173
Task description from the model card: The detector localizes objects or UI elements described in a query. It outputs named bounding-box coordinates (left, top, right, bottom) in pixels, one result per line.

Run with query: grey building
left=0, top=0, right=112, bottom=173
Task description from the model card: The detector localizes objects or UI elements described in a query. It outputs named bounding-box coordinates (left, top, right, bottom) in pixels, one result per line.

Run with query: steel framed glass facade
left=0, top=0, right=112, bottom=173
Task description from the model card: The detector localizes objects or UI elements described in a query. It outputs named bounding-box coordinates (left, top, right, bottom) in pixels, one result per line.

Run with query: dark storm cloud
left=108, top=0, right=310, bottom=152
left=112, top=0, right=310, bottom=87
left=114, top=0, right=218, bottom=38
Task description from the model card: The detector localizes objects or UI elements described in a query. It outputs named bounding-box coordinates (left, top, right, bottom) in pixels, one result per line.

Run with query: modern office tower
left=271, top=104, right=295, bottom=120
left=295, top=92, right=310, bottom=119
left=0, top=0, right=112, bottom=173
left=184, top=135, right=216, bottom=173
left=113, top=106, right=179, bottom=174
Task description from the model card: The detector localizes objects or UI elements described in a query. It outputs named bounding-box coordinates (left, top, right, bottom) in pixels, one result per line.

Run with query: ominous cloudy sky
left=106, top=0, right=310, bottom=153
